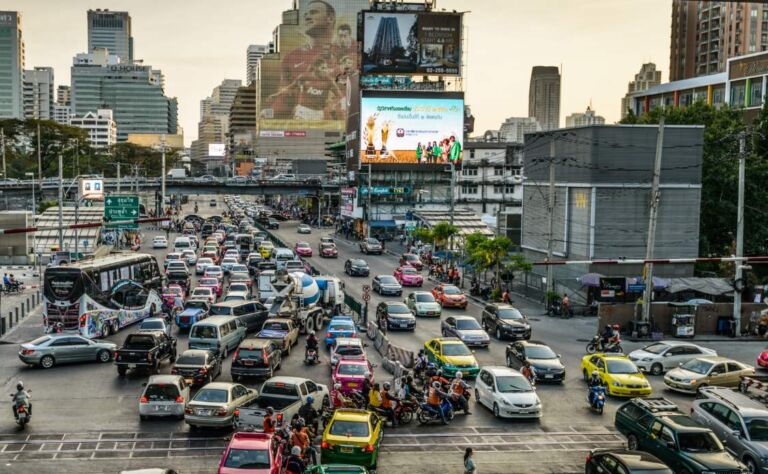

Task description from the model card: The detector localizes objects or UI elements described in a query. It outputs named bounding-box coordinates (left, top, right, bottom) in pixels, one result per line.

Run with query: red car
left=394, top=265, right=424, bottom=287
left=399, top=253, right=424, bottom=270
left=294, top=241, right=313, bottom=257
left=217, top=432, right=281, bottom=474
left=319, top=242, right=339, bottom=258
left=758, top=351, right=768, bottom=368
left=432, top=284, right=468, bottom=309
left=198, top=277, right=222, bottom=297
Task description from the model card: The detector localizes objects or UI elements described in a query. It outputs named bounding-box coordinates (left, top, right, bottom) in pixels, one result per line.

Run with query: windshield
left=223, top=448, right=270, bottom=469
left=443, top=286, right=461, bottom=295
left=168, top=272, right=187, bottom=280
left=351, top=260, right=367, bottom=267
left=231, top=265, right=248, bottom=273
left=185, top=301, right=208, bottom=310
left=681, top=358, right=714, bottom=375
left=496, top=375, right=532, bottom=393
left=209, top=306, right=233, bottom=316
left=678, top=432, right=723, bottom=453
left=338, top=363, right=367, bottom=376
left=388, top=305, right=410, bottom=314
left=30, top=336, right=52, bottom=346
left=237, top=349, right=265, bottom=361
left=44, top=268, right=84, bottom=302
left=193, top=289, right=212, bottom=297
left=141, top=321, right=164, bottom=330
left=442, top=343, right=472, bottom=356
left=192, top=388, right=228, bottom=403
left=366, top=239, right=380, bottom=245
left=297, top=243, right=310, bottom=248
left=746, top=418, right=768, bottom=441
left=456, top=319, right=481, bottom=330
left=401, top=268, right=417, bottom=275
left=336, top=347, right=363, bottom=356
left=145, top=384, right=180, bottom=401
left=606, top=359, right=640, bottom=374
left=329, top=420, right=370, bottom=438
left=176, top=353, right=206, bottom=365
left=525, top=346, right=558, bottom=360
left=330, top=323, right=354, bottom=332
left=642, top=343, right=670, bottom=355
left=125, top=335, right=156, bottom=350
left=191, top=325, right=218, bottom=339
left=416, top=294, right=436, bottom=303
left=229, top=284, right=248, bottom=292
left=497, top=308, right=523, bottom=320
left=379, top=276, right=398, bottom=284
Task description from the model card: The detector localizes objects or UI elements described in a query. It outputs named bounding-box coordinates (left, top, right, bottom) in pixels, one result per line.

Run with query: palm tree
left=430, top=221, right=458, bottom=252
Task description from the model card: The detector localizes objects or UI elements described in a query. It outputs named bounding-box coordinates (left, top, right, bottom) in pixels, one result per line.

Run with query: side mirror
left=666, top=441, right=677, bottom=450
left=710, top=372, right=719, bottom=376
left=663, top=353, right=671, bottom=357
left=141, top=382, right=147, bottom=387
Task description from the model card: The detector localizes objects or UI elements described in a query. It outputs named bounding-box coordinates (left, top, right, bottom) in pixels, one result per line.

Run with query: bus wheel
left=101, top=323, right=111, bottom=338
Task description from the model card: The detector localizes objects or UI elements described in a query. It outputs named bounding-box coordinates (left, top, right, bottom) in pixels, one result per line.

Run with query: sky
left=1, top=0, right=671, bottom=145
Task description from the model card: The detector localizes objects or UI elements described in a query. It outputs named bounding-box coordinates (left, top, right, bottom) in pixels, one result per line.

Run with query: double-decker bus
left=43, top=253, right=163, bottom=338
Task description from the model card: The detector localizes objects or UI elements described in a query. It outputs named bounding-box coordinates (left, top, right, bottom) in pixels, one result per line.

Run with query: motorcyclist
left=263, top=406, right=276, bottom=433
left=610, top=324, right=621, bottom=343
left=426, top=381, right=448, bottom=424
left=369, top=382, right=383, bottom=412
left=449, top=371, right=471, bottom=415
left=521, top=362, right=537, bottom=385
left=404, top=375, right=422, bottom=401
left=430, top=368, right=449, bottom=389
left=331, top=382, right=351, bottom=409
left=414, top=350, right=428, bottom=377
left=305, top=330, right=319, bottom=360
left=424, top=362, right=438, bottom=381
left=380, top=381, right=399, bottom=427
left=587, top=370, right=604, bottom=406
left=297, top=396, right=319, bottom=436
left=285, top=445, right=306, bottom=474
left=11, top=382, right=30, bottom=419
left=361, top=371, right=372, bottom=406
left=600, top=325, right=613, bottom=350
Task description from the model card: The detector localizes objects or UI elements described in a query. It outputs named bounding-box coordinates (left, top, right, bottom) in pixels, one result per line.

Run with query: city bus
left=43, top=253, right=163, bottom=338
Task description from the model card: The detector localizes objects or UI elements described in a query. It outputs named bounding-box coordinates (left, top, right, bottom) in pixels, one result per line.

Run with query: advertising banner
left=360, top=92, right=464, bottom=164
left=362, top=12, right=461, bottom=76
left=340, top=187, right=356, bottom=217
left=79, top=178, right=104, bottom=200
left=208, top=143, right=226, bottom=157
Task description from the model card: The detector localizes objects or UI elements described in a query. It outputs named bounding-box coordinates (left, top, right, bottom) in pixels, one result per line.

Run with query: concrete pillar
left=14, top=307, right=18, bottom=324
left=25, top=298, right=29, bottom=314
left=1, top=316, right=5, bottom=335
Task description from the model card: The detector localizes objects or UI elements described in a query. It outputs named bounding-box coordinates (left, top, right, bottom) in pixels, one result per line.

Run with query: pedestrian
left=464, top=447, right=476, bottom=474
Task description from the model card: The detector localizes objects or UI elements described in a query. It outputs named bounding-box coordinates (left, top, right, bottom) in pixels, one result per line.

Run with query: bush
left=490, top=288, right=501, bottom=301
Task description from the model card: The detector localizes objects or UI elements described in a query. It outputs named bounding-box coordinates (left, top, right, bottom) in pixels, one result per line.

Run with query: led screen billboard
left=360, top=92, right=464, bottom=165
left=362, top=12, right=461, bottom=75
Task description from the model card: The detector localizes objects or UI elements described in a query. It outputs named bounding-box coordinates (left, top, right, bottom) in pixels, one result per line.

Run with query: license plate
left=630, top=391, right=641, bottom=395
left=347, top=382, right=359, bottom=388
left=340, top=447, right=353, bottom=453
left=544, top=374, right=554, bottom=379
left=244, top=360, right=254, bottom=366
left=154, top=405, right=169, bottom=412
left=184, top=378, right=193, bottom=385
left=196, top=409, right=212, bottom=416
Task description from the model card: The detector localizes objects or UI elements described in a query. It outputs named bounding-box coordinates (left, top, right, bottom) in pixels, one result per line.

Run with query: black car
left=506, top=340, right=566, bottom=383
left=586, top=449, right=673, bottom=474
left=171, top=349, right=222, bottom=386
left=344, top=258, right=370, bottom=277
left=247, top=254, right=263, bottom=275
left=115, top=332, right=177, bottom=376
left=209, top=300, right=269, bottom=334
left=231, top=338, right=282, bottom=381
left=166, top=270, right=190, bottom=294
left=266, top=219, right=279, bottom=229
left=376, top=301, right=416, bottom=331
left=481, top=303, right=531, bottom=340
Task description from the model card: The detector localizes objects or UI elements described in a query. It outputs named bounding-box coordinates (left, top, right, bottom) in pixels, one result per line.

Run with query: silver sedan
left=18, top=334, right=117, bottom=369
left=184, top=382, right=258, bottom=429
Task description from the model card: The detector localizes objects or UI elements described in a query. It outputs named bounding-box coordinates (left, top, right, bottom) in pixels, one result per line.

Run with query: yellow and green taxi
left=580, top=353, right=652, bottom=397
left=258, top=240, right=274, bottom=259
left=305, top=465, right=369, bottom=474
left=424, top=337, right=480, bottom=378
left=321, top=408, right=383, bottom=469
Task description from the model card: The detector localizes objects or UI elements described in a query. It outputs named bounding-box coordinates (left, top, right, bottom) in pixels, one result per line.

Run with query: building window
left=461, top=185, right=477, bottom=195
left=493, top=167, right=504, bottom=176
left=461, top=168, right=477, bottom=176
left=469, top=149, right=475, bottom=159
left=752, top=81, right=763, bottom=107
left=493, top=185, right=515, bottom=194
left=712, top=88, right=724, bottom=104
left=730, top=83, right=746, bottom=105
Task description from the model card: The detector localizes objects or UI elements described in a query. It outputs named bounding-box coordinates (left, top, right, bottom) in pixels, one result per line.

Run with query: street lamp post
left=25, top=172, right=35, bottom=217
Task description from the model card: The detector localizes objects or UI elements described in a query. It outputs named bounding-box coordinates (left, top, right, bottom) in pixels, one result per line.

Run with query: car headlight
left=612, top=381, right=622, bottom=387
left=689, top=379, right=697, bottom=384
left=534, top=399, right=541, bottom=406
left=501, top=398, right=511, bottom=406
left=642, top=358, right=653, bottom=362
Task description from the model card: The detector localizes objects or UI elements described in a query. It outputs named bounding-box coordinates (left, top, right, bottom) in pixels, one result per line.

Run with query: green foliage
left=38, top=200, right=57, bottom=214
left=430, top=222, right=459, bottom=250
left=413, top=227, right=434, bottom=245
left=490, top=287, right=501, bottom=302
left=465, top=234, right=531, bottom=290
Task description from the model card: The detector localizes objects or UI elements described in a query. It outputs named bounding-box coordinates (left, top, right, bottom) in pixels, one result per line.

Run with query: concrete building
left=191, top=79, right=242, bottom=173
left=228, top=83, right=257, bottom=176
left=565, top=106, right=606, bottom=127
left=498, top=117, right=541, bottom=143
left=521, top=125, right=704, bottom=301
left=529, top=66, right=561, bottom=131
left=670, top=1, right=768, bottom=81
left=87, top=9, right=133, bottom=63
left=69, top=109, right=117, bottom=148
left=0, top=11, right=24, bottom=119
left=57, top=85, right=70, bottom=106
left=52, top=104, right=71, bottom=124
left=23, top=67, right=54, bottom=120
left=621, top=63, right=662, bottom=118
left=246, top=44, right=268, bottom=85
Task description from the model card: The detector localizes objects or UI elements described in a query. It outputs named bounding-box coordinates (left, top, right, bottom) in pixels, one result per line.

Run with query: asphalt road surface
left=0, top=195, right=764, bottom=474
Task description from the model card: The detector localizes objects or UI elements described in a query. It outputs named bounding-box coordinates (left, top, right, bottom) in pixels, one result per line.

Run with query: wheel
left=417, top=409, right=430, bottom=424
left=650, top=363, right=663, bottom=376
left=627, top=433, right=639, bottom=450
left=597, top=404, right=603, bottom=415
left=101, top=323, right=112, bottom=338
left=40, top=355, right=55, bottom=369
left=506, top=354, right=513, bottom=367
left=117, top=366, right=127, bottom=376
left=221, top=346, right=228, bottom=358
left=582, top=370, right=588, bottom=382
left=492, top=403, right=500, bottom=418
left=97, top=350, right=111, bottom=363
left=474, top=388, right=480, bottom=400
left=586, top=343, right=597, bottom=354
left=140, top=415, right=148, bottom=421
left=744, top=456, right=758, bottom=474
left=496, top=328, right=502, bottom=340
left=315, top=313, right=324, bottom=331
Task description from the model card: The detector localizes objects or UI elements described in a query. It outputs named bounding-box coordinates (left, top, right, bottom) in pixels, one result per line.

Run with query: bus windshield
left=44, top=268, right=85, bottom=303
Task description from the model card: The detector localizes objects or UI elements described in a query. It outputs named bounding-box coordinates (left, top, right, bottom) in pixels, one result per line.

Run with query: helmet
left=364, top=371, right=371, bottom=378
left=266, top=407, right=274, bottom=415
left=612, top=324, right=620, bottom=330
left=427, top=362, right=436, bottom=370
left=604, top=325, right=611, bottom=330
left=383, top=381, right=391, bottom=390
left=16, top=382, right=23, bottom=391
left=432, top=381, right=441, bottom=388
left=291, top=446, right=301, bottom=456
left=455, top=371, right=463, bottom=379
left=309, top=330, right=315, bottom=336
left=592, top=370, right=598, bottom=377
left=334, top=382, right=341, bottom=389
left=436, top=369, right=443, bottom=376
left=306, top=396, right=314, bottom=404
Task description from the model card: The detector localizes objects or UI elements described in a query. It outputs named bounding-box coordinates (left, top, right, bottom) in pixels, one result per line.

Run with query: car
left=229, top=267, right=251, bottom=288
left=321, top=408, right=383, bottom=469
left=329, top=337, right=367, bottom=367
left=256, top=318, right=299, bottom=355
left=184, top=382, right=258, bottom=429
left=224, top=291, right=248, bottom=302
left=284, top=260, right=310, bottom=274
left=181, top=249, right=198, bottom=265
left=202, top=251, right=221, bottom=265
left=221, top=257, right=239, bottom=274
left=217, top=432, right=282, bottom=474
left=166, top=269, right=191, bottom=293
left=404, top=291, right=441, bottom=317
left=258, top=242, right=275, bottom=259
left=376, top=301, right=416, bottom=331
left=204, top=265, right=224, bottom=281
left=266, top=219, right=279, bottom=230
left=166, top=261, right=189, bottom=275
left=171, top=349, right=222, bottom=386
left=227, top=282, right=251, bottom=298
left=294, top=241, right=313, bottom=257
left=393, top=266, right=423, bottom=287
left=629, top=341, right=718, bottom=376
left=305, top=465, right=370, bottom=474
left=475, top=366, right=542, bottom=419
left=481, top=303, right=532, bottom=340
left=175, top=299, right=211, bottom=330
left=139, top=375, right=190, bottom=421
left=432, top=284, right=468, bottom=309
left=230, top=338, right=283, bottom=382
left=198, top=277, right=223, bottom=297
left=585, top=449, right=673, bottom=474
left=319, top=242, right=339, bottom=258
left=297, top=224, right=312, bottom=234
left=224, top=249, right=240, bottom=260
left=246, top=253, right=263, bottom=275
left=441, top=315, right=489, bottom=348
left=209, top=199, right=217, bottom=207
left=164, top=252, right=183, bottom=269
left=196, top=257, right=214, bottom=275
left=18, top=334, right=116, bottom=368
left=506, top=340, right=566, bottom=383
left=580, top=353, right=652, bottom=397
left=139, top=317, right=173, bottom=338
left=424, top=337, right=480, bottom=378
left=333, top=359, right=375, bottom=396
left=359, top=238, right=383, bottom=255
left=372, top=275, right=402, bottom=296
left=664, top=356, right=755, bottom=394
left=152, top=236, right=168, bottom=249
left=191, top=287, right=217, bottom=305
left=399, top=253, right=423, bottom=270
left=325, top=317, right=358, bottom=347
left=344, top=258, right=370, bottom=277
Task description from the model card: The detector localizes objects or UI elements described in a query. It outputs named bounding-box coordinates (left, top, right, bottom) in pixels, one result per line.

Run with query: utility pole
left=642, top=117, right=665, bottom=324
left=367, top=163, right=372, bottom=238
left=57, top=154, right=64, bottom=251
left=545, top=136, right=556, bottom=298
left=161, top=134, right=167, bottom=216
left=1, top=128, right=6, bottom=180
left=449, top=162, right=456, bottom=259
left=37, top=122, right=42, bottom=185
left=733, top=131, right=747, bottom=335
left=116, top=162, right=121, bottom=194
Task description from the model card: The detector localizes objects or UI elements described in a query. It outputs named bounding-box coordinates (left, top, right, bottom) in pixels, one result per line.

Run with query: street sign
left=627, top=284, right=646, bottom=292
left=362, top=284, right=371, bottom=292
left=362, top=293, right=371, bottom=302
left=405, top=224, right=416, bottom=231
left=104, top=195, right=140, bottom=229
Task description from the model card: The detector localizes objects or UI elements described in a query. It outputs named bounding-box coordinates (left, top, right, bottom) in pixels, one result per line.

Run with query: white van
left=271, top=248, right=296, bottom=270
left=173, top=236, right=192, bottom=253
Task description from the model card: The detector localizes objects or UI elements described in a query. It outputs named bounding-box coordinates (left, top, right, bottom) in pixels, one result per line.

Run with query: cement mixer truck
left=263, top=271, right=345, bottom=334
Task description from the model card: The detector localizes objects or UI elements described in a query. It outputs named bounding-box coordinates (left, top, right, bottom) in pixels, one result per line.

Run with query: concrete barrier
left=366, top=321, right=378, bottom=340
left=387, top=342, right=415, bottom=369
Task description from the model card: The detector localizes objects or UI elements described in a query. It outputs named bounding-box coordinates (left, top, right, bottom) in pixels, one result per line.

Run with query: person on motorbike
left=521, top=362, right=537, bottom=385
left=414, top=350, right=428, bottom=378
left=8, top=274, right=20, bottom=292
left=587, top=370, right=603, bottom=406
left=263, top=406, right=276, bottom=433
left=298, top=396, right=319, bottom=436
left=449, top=371, right=471, bottom=415
left=610, top=324, right=621, bottom=343
left=600, top=325, right=613, bottom=350
left=404, top=375, right=422, bottom=401
left=11, top=382, right=30, bottom=418
left=305, top=330, right=319, bottom=360
left=430, top=369, right=449, bottom=389
left=2, top=273, right=10, bottom=290
left=380, top=381, right=399, bottom=427
left=369, top=383, right=383, bottom=411
left=331, top=383, right=351, bottom=409
left=290, top=420, right=316, bottom=464
left=424, top=362, right=438, bottom=381
left=426, top=381, right=448, bottom=424
left=361, top=371, right=372, bottom=406
left=285, top=445, right=306, bottom=474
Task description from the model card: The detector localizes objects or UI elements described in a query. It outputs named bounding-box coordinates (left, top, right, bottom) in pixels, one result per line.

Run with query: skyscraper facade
left=498, top=117, right=541, bottom=143
left=87, top=9, right=133, bottom=63
left=528, top=66, right=561, bottom=131
left=57, top=85, right=70, bottom=106
left=0, top=11, right=24, bottom=119
left=565, top=106, right=606, bottom=127
left=621, top=63, right=662, bottom=118
left=246, top=44, right=268, bottom=85
left=23, top=66, right=54, bottom=120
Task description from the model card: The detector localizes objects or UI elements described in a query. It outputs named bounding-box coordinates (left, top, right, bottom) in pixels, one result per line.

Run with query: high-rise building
left=87, top=9, right=133, bottom=63
left=565, top=106, right=606, bottom=127
left=528, top=66, right=561, bottom=131
left=0, top=11, right=24, bottom=119
left=670, top=1, right=768, bottom=81
left=23, top=67, right=54, bottom=120
left=53, top=104, right=71, bottom=124
left=498, top=117, right=541, bottom=143
left=190, top=79, right=242, bottom=170
left=228, top=84, right=257, bottom=176
left=621, top=63, right=662, bottom=118
left=246, top=44, right=268, bottom=85
left=69, top=109, right=117, bottom=148
left=57, top=85, right=70, bottom=106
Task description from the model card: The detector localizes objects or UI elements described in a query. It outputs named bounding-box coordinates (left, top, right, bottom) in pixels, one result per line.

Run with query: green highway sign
left=104, top=195, right=139, bottom=229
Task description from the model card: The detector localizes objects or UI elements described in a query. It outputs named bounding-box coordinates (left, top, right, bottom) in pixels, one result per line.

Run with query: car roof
left=238, top=338, right=273, bottom=349
left=332, top=408, right=372, bottom=422
left=452, top=315, right=477, bottom=321
left=434, top=337, right=463, bottom=345
left=199, top=382, right=238, bottom=390
left=517, top=340, right=551, bottom=348
left=229, top=432, right=273, bottom=449
left=141, top=318, right=166, bottom=324
left=180, top=349, right=212, bottom=358
left=410, top=291, right=433, bottom=296
left=147, top=374, right=183, bottom=385
left=660, top=414, right=709, bottom=432
left=334, top=337, right=362, bottom=346
left=590, top=449, right=669, bottom=470
left=593, top=353, right=630, bottom=360
left=696, top=387, right=768, bottom=417
left=482, top=365, right=523, bottom=377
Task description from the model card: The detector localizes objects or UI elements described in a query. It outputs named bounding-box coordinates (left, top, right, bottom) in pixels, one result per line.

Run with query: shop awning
left=369, top=220, right=397, bottom=228
left=667, top=278, right=734, bottom=296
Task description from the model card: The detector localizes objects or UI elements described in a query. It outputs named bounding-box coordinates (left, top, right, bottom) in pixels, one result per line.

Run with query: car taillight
left=232, top=350, right=239, bottom=360
left=364, top=444, right=374, bottom=453
left=215, top=408, right=228, bottom=416
left=321, top=441, right=330, bottom=449
left=262, top=349, right=268, bottom=360
left=20, top=349, right=34, bottom=355
left=17, top=406, right=25, bottom=413
left=234, top=409, right=240, bottom=417
left=140, top=396, right=148, bottom=404
left=185, top=407, right=192, bottom=414
left=327, top=332, right=332, bottom=338
left=585, top=452, right=592, bottom=462
left=175, top=396, right=184, bottom=403
left=276, top=413, right=283, bottom=423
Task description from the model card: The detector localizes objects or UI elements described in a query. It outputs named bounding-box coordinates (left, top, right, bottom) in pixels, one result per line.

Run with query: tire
left=627, top=434, right=639, bottom=451
left=597, top=404, right=603, bottom=415
left=586, top=343, right=597, bottom=354
left=117, top=366, right=127, bottom=376
left=492, top=403, right=500, bottom=418
left=101, top=323, right=112, bottom=338
left=506, top=354, right=513, bottom=367
left=97, top=350, right=111, bottom=363
left=582, top=369, right=588, bottom=382
left=232, top=375, right=240, bottom=383
left=474, top=388, right=480, bottom=401
left=417, top=409, right=431, bottom=425
left=315, top=313, right=324, bottom=331
left=305, top=316, right=315, bottom=334
left=221, top=346, right=228, bottom=359
left=744, top=456, right=758, bottom=474
left=399, top=410, right=413, bottom=425
left=40, top=355, right=55, bottom=369
left=140, top=415, right=148, bottom=421
left=496, top=328, right=502, bottom=340
left=650, top=363, right=663, bottom=376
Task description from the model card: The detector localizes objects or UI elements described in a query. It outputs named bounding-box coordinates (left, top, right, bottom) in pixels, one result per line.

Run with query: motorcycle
left=588, top=385, right=606, bottom=414
left=585, top=335, right=623, bottom=354
left=547, top=299, right=562, bottom=317
left=417, top=398, right=454, bottom=425
left=304, top=347, right=319, bottom=365
left=394, top=398, right=418, bottom=425
left=448, top=390, right=472, bottom=414
left=11, top=392, right=31, bottom=428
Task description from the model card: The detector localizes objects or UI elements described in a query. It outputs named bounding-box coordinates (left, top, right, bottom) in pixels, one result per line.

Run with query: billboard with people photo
left=359, top=92, right=464, bottom=165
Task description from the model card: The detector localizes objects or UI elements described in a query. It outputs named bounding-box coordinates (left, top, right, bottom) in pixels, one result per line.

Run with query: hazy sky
left=1, top=0, right=671, bottom=145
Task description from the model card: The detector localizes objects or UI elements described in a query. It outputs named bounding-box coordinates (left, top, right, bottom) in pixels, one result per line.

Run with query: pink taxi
left=332, top=358, right=374, bottom=395
left=394, top=266, right=423, bottom=287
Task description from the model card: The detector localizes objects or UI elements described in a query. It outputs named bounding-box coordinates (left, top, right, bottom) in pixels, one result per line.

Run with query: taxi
left=580, top=353, right=652, bottom=397
left=258, top=241, right=274, bottom=259
left=333, top=358, right=374, bottom=395
left=393, top=266, right=423, bottom=287
left=305, top=465, right=368, bottom=474
left=432, top=284, right=468, bottom=309
left=424, top=337, right=480, bottom=378
left=321, top=409, right=383, bottom=469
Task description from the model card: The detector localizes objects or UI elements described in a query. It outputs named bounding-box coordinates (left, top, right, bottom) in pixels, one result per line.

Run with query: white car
left=166, top=261, right=189, bottom=274
left=138, top=317, right=172, bottom=338
left=181, top=249, right=197, bottom=265
left=152, top=236, right=168, bottom=249
left=628, top=341, right=717, bottom=375
left=224, top=249, right=240, bottom=260
left=227, top=282, right=250, bottom=297
left=191, top=287, right=216, bottom=304
left=224, top=291, right=248, bottom=302
left=195, top=258, right=213, bottom=275
left=220, top=257, right=238, bottom=274
left=474, top=366, right=542, bottom=419
left=139, top=375, right=190, bottom=420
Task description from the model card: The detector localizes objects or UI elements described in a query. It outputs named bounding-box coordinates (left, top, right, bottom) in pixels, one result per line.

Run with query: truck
left=233, top=376, right=329, bottom=432
left=115, top=331, right=177, bottom=376
left=167, top=168, right=187, bottom=179
left=262, top=271, right=345, bottom=334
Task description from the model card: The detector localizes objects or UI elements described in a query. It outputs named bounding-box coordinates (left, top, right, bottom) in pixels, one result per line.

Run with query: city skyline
left=0, top=0, right=670, bottom=145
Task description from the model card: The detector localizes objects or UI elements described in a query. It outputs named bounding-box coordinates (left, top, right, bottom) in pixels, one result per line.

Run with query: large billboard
left=362, top=12, right=461, bottom=76
left=258, top=0, right=368, bottom=132
left=359, top=92, right=464, bottom=165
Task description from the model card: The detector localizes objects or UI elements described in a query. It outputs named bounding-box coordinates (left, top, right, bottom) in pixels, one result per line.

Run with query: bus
left=43, top=253, right=163, bottom=338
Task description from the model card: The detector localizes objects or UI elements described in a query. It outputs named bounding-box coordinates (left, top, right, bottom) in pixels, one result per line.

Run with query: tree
left=430, top=222, right=458, bottom=252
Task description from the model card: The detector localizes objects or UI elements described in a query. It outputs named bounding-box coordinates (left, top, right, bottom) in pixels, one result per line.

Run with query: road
left=0, top=194, right=764, bottom=473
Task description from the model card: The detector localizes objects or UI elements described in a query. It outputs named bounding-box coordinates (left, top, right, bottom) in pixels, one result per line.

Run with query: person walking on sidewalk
left=464, top=447, right=476, bottom=474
